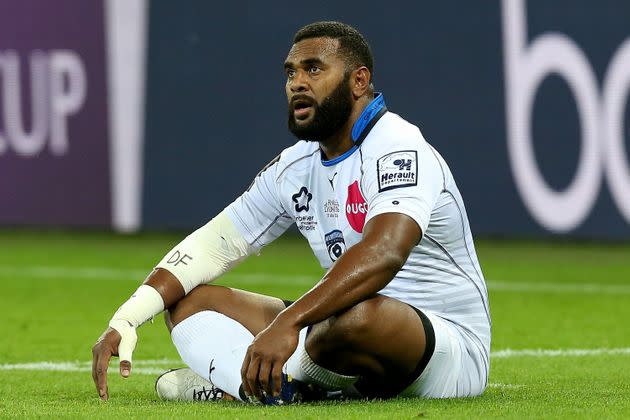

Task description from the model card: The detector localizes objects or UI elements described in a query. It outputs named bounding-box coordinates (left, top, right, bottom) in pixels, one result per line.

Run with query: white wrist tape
left=110, top=284, right=165, bottom=328
left=109, top=319, right=138, bottom=363
left=109, top=284, right=164, bottom=363
left=155, top=209, right=255, bottom=294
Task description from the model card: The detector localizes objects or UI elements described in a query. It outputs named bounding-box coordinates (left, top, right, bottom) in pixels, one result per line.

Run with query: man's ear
left=351, top=66, right=371, bottom=99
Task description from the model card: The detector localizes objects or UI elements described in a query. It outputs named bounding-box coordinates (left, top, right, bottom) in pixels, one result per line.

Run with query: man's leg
left=165, top=287, right=432, bottom=401
left=163, top=284, right=288, bottom=401
left=302, top=294, right=433, bottom=398
left=165, top=284, right=286, bottom=335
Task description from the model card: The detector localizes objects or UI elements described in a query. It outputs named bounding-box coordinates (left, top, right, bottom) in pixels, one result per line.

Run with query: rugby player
left=92, top=21, right=491, bottom=403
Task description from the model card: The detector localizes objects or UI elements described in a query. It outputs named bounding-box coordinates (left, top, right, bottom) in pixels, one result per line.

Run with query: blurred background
left=1, top=0, right=629, bottom=239
left=1, top=2, right=629, bottom=416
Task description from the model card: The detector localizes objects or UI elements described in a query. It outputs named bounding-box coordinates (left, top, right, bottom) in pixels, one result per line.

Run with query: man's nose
left=289, top=70, right=309, bottom=92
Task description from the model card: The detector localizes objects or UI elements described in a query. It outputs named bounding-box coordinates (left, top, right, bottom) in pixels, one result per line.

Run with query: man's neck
left=319, top=95, right=372, bottom=161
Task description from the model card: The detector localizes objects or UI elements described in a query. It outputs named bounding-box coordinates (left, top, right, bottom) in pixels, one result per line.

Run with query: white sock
left=285, top=327, right=358, bottom=390
left=171, top=310, right=252, bottom=401
left=171, top=310, right=358, bottom=400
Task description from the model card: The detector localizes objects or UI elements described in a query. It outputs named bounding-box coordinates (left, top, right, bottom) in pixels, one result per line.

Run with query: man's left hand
left=240, top=317, right=300, bottom=400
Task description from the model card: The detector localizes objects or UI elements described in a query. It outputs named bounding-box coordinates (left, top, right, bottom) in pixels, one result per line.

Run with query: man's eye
left=286, top=69, right=296, bottom=78
left=309, top=66, right=321, bottom=74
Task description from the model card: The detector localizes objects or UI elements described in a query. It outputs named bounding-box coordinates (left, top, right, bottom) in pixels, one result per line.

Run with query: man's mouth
left=291, top=98, right=314, bottom=120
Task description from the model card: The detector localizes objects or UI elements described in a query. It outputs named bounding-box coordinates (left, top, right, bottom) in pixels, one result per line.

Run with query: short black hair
left=293, top=21, right=374, bottom=78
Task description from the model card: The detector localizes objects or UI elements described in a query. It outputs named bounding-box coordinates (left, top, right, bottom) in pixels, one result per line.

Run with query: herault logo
left=376, top=150, right=418, bottom=192
left=346, top=181, right=367, bottom=233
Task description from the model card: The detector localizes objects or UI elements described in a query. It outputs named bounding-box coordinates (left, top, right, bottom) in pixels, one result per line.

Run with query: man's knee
left=306, top=298, right=381, bottom=360
left=167, top=285, right=230, bottom=330
left=164, top=285, right=286, bottom=336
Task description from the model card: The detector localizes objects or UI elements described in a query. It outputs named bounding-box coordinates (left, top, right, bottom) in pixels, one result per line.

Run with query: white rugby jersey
left=226, top=94, right=491, bottom=377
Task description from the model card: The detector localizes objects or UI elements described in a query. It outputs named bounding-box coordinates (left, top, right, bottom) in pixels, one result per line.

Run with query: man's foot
left=155, top=368, right=235, bottom=401
left=257, top=374, right=345, bottom=405
left=258, top=373, right=303, bottom=405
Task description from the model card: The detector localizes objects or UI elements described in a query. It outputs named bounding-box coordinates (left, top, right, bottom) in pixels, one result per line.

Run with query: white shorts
left=399, top=310, right=487, bottom=398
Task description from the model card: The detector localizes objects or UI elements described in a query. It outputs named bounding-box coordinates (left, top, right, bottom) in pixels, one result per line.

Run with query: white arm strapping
left=108, top=210, right=254, bottom=362
left=108, top=284, right=164, bottom=363
left=155, top=209, right=256, bottom=294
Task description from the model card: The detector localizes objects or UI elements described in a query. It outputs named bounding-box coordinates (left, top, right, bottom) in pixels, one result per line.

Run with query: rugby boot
left=155, top=368, right=235, bottom=402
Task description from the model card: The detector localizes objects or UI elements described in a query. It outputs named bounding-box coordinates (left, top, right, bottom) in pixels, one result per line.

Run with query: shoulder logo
left=377, top=150, right=418, bottom=192
left=346, top=181, right=367, bottom=233
left=292, top=186, right=312, bottom=212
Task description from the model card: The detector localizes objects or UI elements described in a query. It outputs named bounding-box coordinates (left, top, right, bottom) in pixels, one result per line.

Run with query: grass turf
left=0, top=230, right=629, bottom=418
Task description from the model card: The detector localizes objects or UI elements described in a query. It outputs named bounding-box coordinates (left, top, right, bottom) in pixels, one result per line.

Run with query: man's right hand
left=91, top=324, right=137, bottom=400
left=90, top=270, right=183, bottom=400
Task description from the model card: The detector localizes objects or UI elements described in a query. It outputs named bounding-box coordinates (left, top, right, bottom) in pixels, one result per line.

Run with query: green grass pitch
left=0, top=230, right=629, bottom=418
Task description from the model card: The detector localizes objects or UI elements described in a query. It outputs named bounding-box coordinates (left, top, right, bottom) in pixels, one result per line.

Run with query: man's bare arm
left=241, top=212, right=421, bottom=398
left=91, top=210, right=255, bottom=400
left=281, top=212, right=421, bottom=328
left=144, top=268, right=186, bottom=305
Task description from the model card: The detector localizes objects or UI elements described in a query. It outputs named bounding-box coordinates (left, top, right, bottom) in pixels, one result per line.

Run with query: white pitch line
left=0, top=362, right=167, bottom=376
left=487, top=281, right=630, bottom=295
left=0, top=266, right=318, bottom=286
left=2, top=347, right=629, bottom=376
left=0, top=361, right=524, bottom=390
left=491, top=348, right=630, bottom=358
left=0, top=359, right=181, bottom=376
left=487, top=383, right=523, bottom=389
left=1, top=264, right=629, bottom=295
left=0, top=266, right=148, bottom=280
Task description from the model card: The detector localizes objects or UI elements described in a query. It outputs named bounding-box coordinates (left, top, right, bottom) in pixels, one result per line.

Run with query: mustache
left=289, top=94, right=317, bottom=110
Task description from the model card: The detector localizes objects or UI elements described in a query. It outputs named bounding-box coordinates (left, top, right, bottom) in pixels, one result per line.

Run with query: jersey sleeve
left=362, top=140, right=444, bottom=235
left=226, top=156, right=294, bottom=249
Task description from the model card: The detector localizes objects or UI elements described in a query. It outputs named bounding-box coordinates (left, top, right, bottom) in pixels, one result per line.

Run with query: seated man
left=92, top=21, right=491, bottom=404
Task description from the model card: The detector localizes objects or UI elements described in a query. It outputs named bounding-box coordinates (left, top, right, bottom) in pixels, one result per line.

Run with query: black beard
left=287, top=73, right=353, bottom=142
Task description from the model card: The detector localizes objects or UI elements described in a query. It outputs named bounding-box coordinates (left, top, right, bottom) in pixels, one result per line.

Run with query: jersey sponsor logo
left=346, top=180, right=367, bottom=233
left=324, top=199, right=339, bottom=218
left=292, top=186, right=312, bottom=212
left=376, top=150, right=418, bottom=192
left=324, top=229, right=346, bottom=261
left=296, top=215, right=317, bottom=231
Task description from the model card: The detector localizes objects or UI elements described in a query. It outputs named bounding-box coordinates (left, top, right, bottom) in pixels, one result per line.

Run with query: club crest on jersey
left=325, top=229, right=346, bottom=261
left=292, top=186, right=312, bottom=212
left=346, top=181, right=367, bottom=233
left=377, top=150, right=418, bottom=192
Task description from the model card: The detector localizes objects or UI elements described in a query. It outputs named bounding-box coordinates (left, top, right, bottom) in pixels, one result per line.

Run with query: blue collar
left=321, top=93, right=387, bottom=167
left=351, top=92, right=385, bottom=142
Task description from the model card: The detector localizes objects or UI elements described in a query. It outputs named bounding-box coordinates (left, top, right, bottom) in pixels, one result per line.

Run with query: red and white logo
left=346, top=181, right=368, bottom=233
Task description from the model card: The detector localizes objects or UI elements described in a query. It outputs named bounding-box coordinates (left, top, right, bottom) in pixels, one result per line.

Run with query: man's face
left=284, top=37, right=353, bottom=142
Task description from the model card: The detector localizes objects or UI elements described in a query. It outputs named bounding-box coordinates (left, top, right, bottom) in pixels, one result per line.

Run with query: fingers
left=117, top=335, right=135, bottom=379
left=244, top=355, right=262, bottom=400
left=119, top=360, right=132, bottom=378
left=257, top=360, right=272, bottom=398
left=91, top=346, right=111, bottom=401
left=271, top=363, right=283, bottom=397
left=111, top=320, right=137, bottom=379
left=241, top=350, right=280, bottom=401
left=240, top=351, right=252, bottom=398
